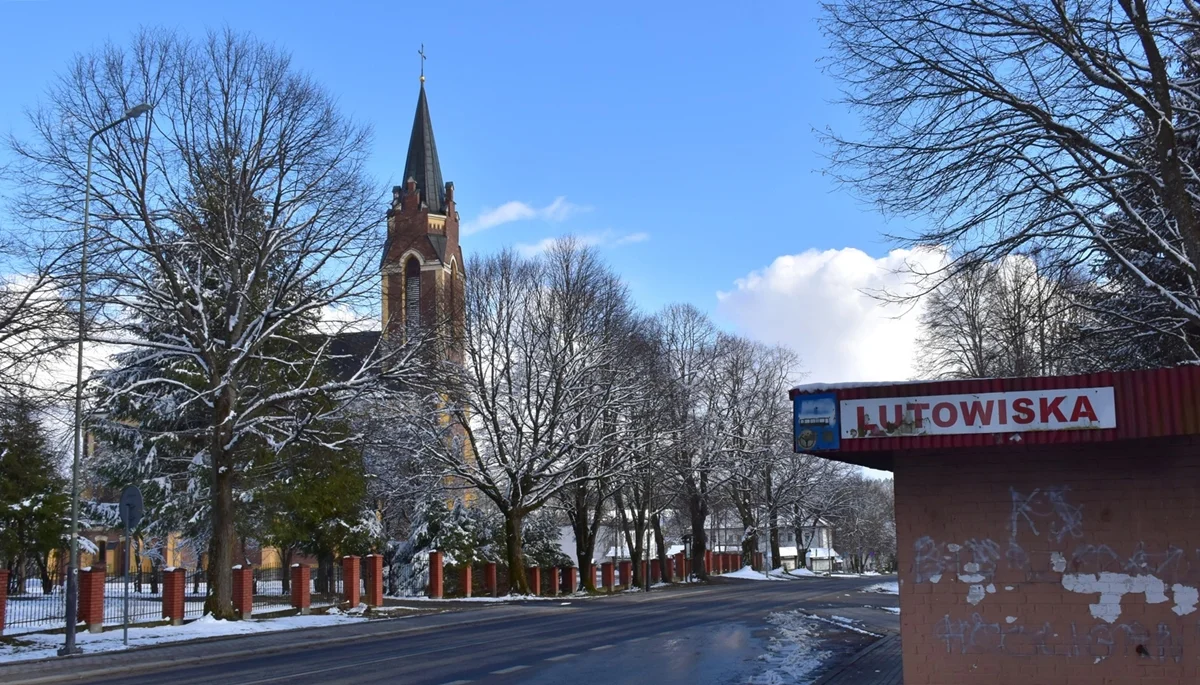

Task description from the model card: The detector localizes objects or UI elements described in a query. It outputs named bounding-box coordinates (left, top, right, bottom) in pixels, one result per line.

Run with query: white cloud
left=717, top=247, right=947, bottom=384
left=514, top=230, right=650, bottom=257
left=462, top=196, right=588, bottom=235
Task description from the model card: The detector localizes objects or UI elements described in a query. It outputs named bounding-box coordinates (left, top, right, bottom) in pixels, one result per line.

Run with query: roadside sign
left=119, top=486, right=143, bottom=530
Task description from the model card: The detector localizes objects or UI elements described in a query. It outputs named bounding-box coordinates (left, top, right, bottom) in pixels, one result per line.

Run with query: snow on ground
left=862, top=581, right=899, bottom=595
left=807, top=614, right=883, bottom=638
left=788, top=567, right=820, bottom=577
left=747, top=610, right=832, bottom=685
left=0, top=612, right=367, bottom=663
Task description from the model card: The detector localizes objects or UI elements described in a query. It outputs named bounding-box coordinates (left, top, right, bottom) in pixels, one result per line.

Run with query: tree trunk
left=205, top=449, right=236, bottom=618
left=504, top=509, right=529, bottom=595
left=688, top=491, right=708, bottom=580
left=281, top=547, right=292, bottom=594
left=568, top=488, right=600, bottom=592
left=769, top=507, right=782, bottom=569
left=651, top=513, right=668, bottom=583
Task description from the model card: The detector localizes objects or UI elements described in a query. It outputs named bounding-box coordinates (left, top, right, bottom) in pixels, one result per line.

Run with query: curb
left=0, top=606, right=532, bottom=685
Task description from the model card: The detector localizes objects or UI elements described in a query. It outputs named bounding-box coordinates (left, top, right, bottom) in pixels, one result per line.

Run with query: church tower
left=381, top=79, right=465, bottom=358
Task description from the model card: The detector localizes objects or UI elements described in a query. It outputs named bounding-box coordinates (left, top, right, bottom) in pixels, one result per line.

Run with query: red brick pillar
left=484, top=562, right=497, bottom=597
left=546, top=566, right=559, bottom=596
left=674, top=553, right=684, bottom=580
left=663, top=557, right=674, bottom=582
left=527, top=566, right=541, bottom=596
left=754, top=552, right=763, bottom=570
left=650, top=559, right=661, bottom=584
left=364, top=554, right=383, bottom=607
left=601, top=562, right=614, bottom=592
left=77, top=563, right=105, bottom=631
left=618, top=560, right=632, bottom=588
left=232, top=564, right=253, bottom=619
left=0, top=569, right=8, bottom=635
left=704, top=551, right=713, bottom=575
left=290, top=564, right=311, bottom=614
left=641, top=560, right=649, bottom=586
left=162, top=567, right=186, bottom=625
left=342, top=555, right=360, bottom=606
left=427, top=551, right=443, bottom=599
left=564, top=566, right=578, bottom=594
left=460, top=565, right=473, bottom=598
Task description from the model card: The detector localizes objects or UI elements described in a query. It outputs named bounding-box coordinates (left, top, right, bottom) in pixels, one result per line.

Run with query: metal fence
left=249, top=564, right=349, bottom=612
left=4, top=566, right=67, bottom=635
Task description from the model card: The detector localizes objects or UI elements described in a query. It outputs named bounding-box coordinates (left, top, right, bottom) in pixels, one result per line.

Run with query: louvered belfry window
left=405, top=258, right=421, bottom=333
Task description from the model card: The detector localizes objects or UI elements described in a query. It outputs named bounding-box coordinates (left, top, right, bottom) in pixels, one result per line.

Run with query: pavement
left=0, top=574, right=902, bottom=685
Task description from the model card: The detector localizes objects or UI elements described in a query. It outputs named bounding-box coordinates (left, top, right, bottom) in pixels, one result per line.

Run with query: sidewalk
left=814, top=633, right=902, bottom=685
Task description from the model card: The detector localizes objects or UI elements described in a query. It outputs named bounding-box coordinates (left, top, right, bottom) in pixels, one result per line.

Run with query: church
left=379, top=75, right=465, bottom=350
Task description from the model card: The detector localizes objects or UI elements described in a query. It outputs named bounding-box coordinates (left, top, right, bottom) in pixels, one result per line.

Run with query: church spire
left=403, top=68, right=445, bottom=214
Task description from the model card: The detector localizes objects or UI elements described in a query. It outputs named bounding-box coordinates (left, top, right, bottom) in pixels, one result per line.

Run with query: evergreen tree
left=0, top=395, right=68, bottom=595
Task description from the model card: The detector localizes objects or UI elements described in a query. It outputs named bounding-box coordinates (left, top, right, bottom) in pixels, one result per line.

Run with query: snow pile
left=0, top=613, right=364, bottom=663
left=724, top=566, right=783, bottom=581
left=863, top=581, right=899, bottom=595
left=789, top=567, right=820, bottom=577
left=747, top=610, right=831, bottom=685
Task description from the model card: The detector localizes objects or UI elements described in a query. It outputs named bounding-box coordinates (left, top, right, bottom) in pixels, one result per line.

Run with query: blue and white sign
left=793, top=392, right=839, bottom=451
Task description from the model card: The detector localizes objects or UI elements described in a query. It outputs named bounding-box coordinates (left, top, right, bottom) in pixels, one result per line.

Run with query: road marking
left=491, top=665, right=529, bottom=674
left=589, top=644, right=614, bottom=651
left=439, top=681, right=474, bottom=685
left=545, top=653, right=578, bottom=661
left=626, top=636, right=648, bottom=642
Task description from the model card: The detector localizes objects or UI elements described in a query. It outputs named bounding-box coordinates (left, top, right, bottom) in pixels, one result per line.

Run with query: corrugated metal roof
left=790, top=367, right=1200, bottom=459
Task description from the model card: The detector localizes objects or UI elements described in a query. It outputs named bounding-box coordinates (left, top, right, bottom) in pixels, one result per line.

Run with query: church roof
left=403, top=84, right=446, bottom=214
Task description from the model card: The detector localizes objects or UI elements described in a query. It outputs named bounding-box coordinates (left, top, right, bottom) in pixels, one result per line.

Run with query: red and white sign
left=841, top=387, right=1116, bottom=438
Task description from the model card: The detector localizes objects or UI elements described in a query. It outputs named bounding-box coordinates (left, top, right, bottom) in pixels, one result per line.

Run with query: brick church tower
left=381, top=80, right=465, bottom=356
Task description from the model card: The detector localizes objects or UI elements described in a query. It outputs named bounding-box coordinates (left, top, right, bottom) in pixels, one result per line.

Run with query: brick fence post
left=664, top=557, right=674, bottom=582
left=564, top=566, right=578, bottom=594
left=650, top=559, right=661, bottom=584
left=232, top=564, right=253, bottom=619
left=162, top=568, right=186, bottom=625
left=618, top=561, right=632, bottom=589
left=754, top=552, right=763, bottom=571
left=364, top=554, right=383, bottom=607
left=79, top=563, right=107, bottom=632
left=674, top=553, right=684, bottom=580
left=427, top=551, right=443, bottom=599
left=460, top=565, right=473, bottom=598
left=546, top=566, right=559, bottom=596
left=484, top=561, right=496, bottom=597
left=0, top=569, right=8, bottom=635
left=704, top=551, right=713, bottom=575
left=290, top=564, right=311, bottom=614
left=601, top=562, right=614, bottom=592
left=527, top=566, right=541, bottom=596
left=342, top=556, right=361, bottom=606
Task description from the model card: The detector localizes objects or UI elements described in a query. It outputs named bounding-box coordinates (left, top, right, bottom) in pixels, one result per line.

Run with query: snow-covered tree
left=8, top=28, right=420, bottom=617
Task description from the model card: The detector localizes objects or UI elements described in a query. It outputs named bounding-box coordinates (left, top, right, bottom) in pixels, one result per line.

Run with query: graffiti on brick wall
left=919, top=485, right=1200, bottom=660
left=933, top=613, right=1188, bottom=663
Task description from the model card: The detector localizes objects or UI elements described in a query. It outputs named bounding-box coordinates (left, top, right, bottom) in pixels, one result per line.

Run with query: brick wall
left=895, top=436, right=1200, bottom=684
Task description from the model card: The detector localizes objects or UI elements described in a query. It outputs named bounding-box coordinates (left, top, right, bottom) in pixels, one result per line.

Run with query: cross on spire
left=419, top=44, right=426, bottom=83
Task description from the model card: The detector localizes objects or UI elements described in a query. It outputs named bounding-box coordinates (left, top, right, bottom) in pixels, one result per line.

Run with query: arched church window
left=405, top=257, right=421, bottom=333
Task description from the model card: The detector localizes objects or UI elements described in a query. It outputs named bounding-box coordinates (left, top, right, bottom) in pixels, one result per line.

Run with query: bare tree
left=0, top=224, right=71, bottom=400
left=823, top=0, right=1200, bottom=356
left=8, top=29, right=410, bottom=617
left=436, top=240, right=642, bottom=593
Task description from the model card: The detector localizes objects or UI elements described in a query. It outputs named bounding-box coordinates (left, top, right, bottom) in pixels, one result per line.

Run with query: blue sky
left=0, top=0, right=936, bottom=383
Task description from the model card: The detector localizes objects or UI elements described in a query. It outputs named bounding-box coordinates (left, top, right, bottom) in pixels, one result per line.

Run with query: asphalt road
left=41, top=575, right=898, bottom=685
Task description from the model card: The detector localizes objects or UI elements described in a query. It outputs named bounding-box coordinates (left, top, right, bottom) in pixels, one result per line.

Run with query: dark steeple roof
left=403, top=83, right=446, bottom=214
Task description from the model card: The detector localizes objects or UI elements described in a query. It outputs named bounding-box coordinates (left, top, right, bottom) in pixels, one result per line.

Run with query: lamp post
left=61, top=103, right=152, bottom=657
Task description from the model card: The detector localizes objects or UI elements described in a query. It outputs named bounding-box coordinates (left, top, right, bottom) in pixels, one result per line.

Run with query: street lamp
left=61, top=103, right=152, bottom=657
